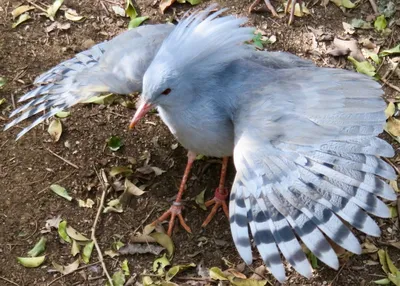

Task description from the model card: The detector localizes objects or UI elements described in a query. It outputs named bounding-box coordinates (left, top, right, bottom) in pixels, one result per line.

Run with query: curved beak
left=129, top=101, right=153, bottom=129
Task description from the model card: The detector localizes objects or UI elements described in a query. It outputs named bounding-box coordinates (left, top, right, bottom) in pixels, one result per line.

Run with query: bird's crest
left=151, top=4, right=254, bottom=76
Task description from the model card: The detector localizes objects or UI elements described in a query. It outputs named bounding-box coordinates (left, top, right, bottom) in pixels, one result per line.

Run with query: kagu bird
left=5, top=4, right=396, bottom=283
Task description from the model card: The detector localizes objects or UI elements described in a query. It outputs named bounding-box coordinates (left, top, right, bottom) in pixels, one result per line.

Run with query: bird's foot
left=201, top=187, right=229, bottom=227
left=249, top=0, right=279, bottom=17
left=151, top=201, right=192, bottom=236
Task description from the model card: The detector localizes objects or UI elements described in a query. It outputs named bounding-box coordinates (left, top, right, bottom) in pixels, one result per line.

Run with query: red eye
left=161, top=88, right=171, bottom=95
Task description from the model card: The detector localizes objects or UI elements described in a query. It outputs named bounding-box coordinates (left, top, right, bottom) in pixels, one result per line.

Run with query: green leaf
left=374, top=15, right=387, bottom=32
left=71, top=239, right=80, bottom=256
left=347, top=56, right=376, bottom=77
left=385, top=251, right=399, bottom=275
left=389, top=206, right=398, bottom=218
left=0, top=98, right=6, bottom=106
left=103, top=198, right=123, bottom=213
left=12, top=13, right=31, bottom=28
left=11, top=5, right=35, bottom=19
left=50, top=184, right=72, bottom=201
left=195, top=189, right=207, bottom=210
left=388, top=272, right=400, bottom=286
left=210, top=267, right=228, bottom=281
left=228, top=276, right=268, bottom=286
left=82, top=93, right=116, bottom=104
left=364, top=49, right=380, bottom=64
left=121, top=259, right=130, bottom=276
left=351, top=18, right=372, bottom=29
left=108, top=136, right=123, bottom=151
left=65, top=9, right=84, bottom=21
left=187, top=0, right=202, bottom=4
left=66, top=226, right=90, bottom=241
left=58, top=220, right=72, bottom=243
left=124, top=178, right=145, bottom=196
left=128, top=16, right=149, bottom=29
left=307, top=251, right=319, bottom=268
left=17, top=256, right=46, bottom=268
left=342, top=0, right=356, bottom=8
left=112, top=240, right=125, bottom=251
left=150, top=232, right=175, bottom=258
left=125, top=0, right=137, bottom=19
left=111, top=270, right=126, bottom=286
left=153, top=254, right=170, bottom=275
left=55, top=111, right=70, bottom=118
left=110, top=166, right=133, bottom=177
left=378, top=249, right=390, bottom=274
left=47, top=118, right=62, bottom=142
left=82, top=241, right=94, bottom=264
left=166, top=263, right=196, bottom=281
left=47, top=0, right=64, bottom=21
left=374, top=278, right=391, bottom=285
left=380, top=44, right=400, bottom=57
left=27, top=237, right=46, bottom=257
left=52, top=259, right=80, bottom=274
left=0, top=77, right=6, bottom=88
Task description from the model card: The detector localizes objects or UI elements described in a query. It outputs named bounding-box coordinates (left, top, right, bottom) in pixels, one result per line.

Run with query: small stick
left=47, top=262, right=101, bottom=286
left=381, top=78, right=400, bottom=92
left=368, top=0, right=378, bottom=14
left=132, top=207, right=155, bottom=234
left=329, top=261, right=348, bottom=286
left=27, top=1, right=48, bottom=13
left=382, top=157, right=400, bottom=175
left=0, top=276, right=20, bottom=286
left=93, top=168, right=113, bottom=285
left=38, top=171, right=75, bottom=194
left=46, top=148, right=80, bottom=169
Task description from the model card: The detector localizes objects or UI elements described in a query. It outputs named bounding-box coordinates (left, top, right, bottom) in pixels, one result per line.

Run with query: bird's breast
left=157, top=106, right=234, bottom=157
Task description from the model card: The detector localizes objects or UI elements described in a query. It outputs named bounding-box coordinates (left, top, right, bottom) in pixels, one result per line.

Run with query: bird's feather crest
left=148, top=4, right=255, bottom=77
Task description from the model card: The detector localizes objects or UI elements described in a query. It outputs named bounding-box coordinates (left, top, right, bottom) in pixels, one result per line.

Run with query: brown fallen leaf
left=118, top=243, right=164, bottom=255
left=327, top=48, right=351, bottom=57
left=160, top=0, right=176, bottom=13
left=332, top=38, right=365, bottom=61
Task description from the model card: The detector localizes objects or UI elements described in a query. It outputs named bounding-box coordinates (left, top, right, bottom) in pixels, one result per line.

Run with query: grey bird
left=5, top=5, right=396, bottom=283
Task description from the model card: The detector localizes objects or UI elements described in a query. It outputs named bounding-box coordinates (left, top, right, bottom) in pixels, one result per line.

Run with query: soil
left=0, top=0, right=399, bottom=285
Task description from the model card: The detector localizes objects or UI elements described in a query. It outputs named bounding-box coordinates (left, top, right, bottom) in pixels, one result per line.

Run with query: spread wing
left=230, top=66, right=396, bottom=282
left=4, top=24, right=174, bottom=139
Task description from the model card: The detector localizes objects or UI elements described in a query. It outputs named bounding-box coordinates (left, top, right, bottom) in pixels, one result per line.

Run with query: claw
left=201, top=187, right=230, bottom=227
left=151, top=202, right=192, bottom=236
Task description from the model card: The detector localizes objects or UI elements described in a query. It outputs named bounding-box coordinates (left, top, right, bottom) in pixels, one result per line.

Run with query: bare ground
left=0, top=0, right=399, bottom=285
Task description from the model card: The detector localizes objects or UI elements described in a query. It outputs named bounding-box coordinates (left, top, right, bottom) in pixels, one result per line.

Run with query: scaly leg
left=249, top=0, right=278, bottom=17
left=151, top=151, right=196, bottom=236
left=201, top=157, right=230, bottom=227
left=249, top=0, right=303, bottom=25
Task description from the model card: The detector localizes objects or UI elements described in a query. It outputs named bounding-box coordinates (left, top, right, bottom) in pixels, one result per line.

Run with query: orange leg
left=151, top=151, right=196, bottom=236
left=201, top=157, right=230, bottom=227
left=249, top=0, right=278, bottom=17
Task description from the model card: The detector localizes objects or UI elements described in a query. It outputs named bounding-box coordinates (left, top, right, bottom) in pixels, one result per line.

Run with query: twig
left=47, top=261, right=101, bottom=286
left=0, top=276, right=20, bottom=286
left=132, top=207, right=155, bottom=234
left=381, top=78, right=400, bottom=92
left=22, top=220, right=38, bottom=241
left=38, top=171, right=75, bottom=194
left=27, top=1, right=48, bottom=13
left=46, top=148, right=80, bottom=169
left=0, top=139, right=9, bottom=149
left=368, top=0, right=378, bottom=14
left=329, top=261, right=348, bottom=286
left=93, top=168, right=113, bottom=286
left=11, top=94, right=16, bottom=109
left=382, top=157, right=400, bottom=175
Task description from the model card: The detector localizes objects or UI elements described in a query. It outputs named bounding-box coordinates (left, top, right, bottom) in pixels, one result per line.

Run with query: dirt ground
left=0, top=0, right=399, bottom=285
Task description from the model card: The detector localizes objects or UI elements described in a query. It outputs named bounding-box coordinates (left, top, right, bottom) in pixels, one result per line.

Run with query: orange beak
left=129, top=101, right=153, bottom=129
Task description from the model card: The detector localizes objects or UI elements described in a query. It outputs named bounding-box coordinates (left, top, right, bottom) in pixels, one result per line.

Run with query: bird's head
left=129, top=4, right=254, bottom=129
